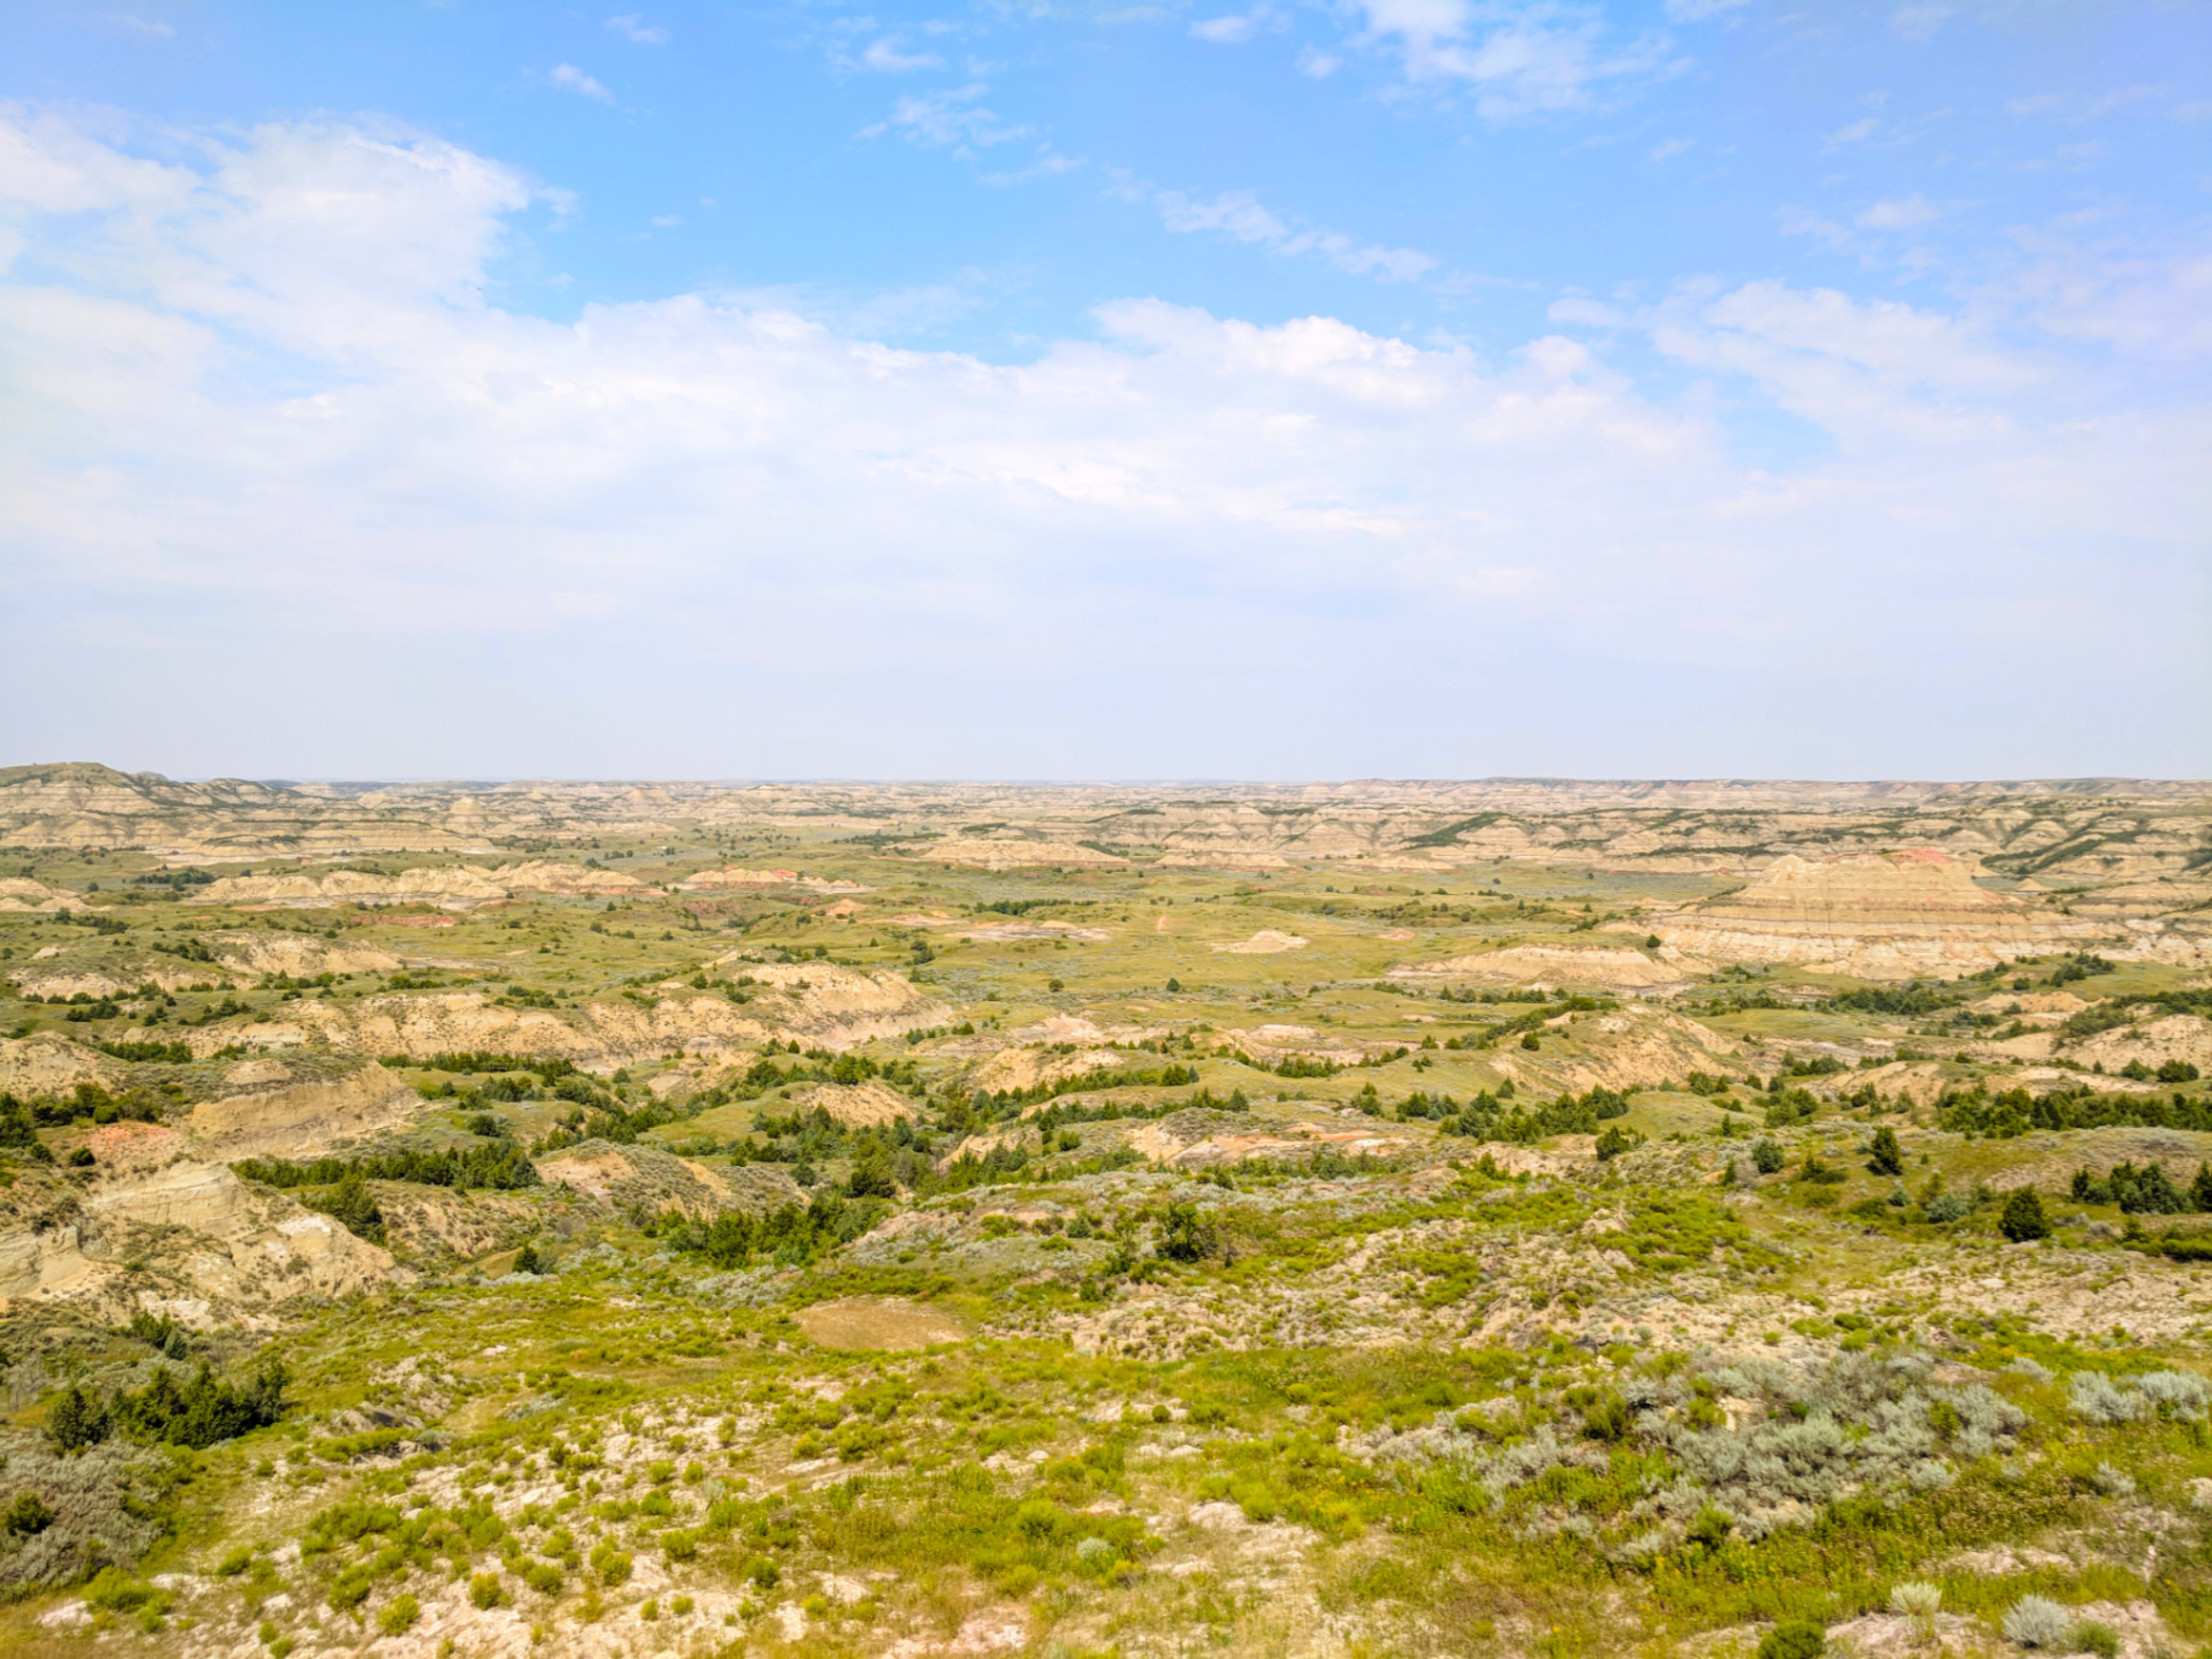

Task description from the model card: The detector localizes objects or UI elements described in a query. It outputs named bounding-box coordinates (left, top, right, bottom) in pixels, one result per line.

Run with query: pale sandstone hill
left=190, top=861, right=651, bottom=910
left=1487, top=1004, right=1743, bottom=1094
left=535, top=1139, right=800, bottom=1220
left=0, top=1034, right=123, bottom=1098
left=1390, top=944, right=1696, bottom=992
left=2070, top=1013, right=2212, bottom=1073
left=0, top=878, right=92, bottom=914
left=0, top=927, right=400, bottom=1001
left=906, top=837, right=1127, bottom=869
left=195, top=964, right=950, bottom=1067
left=185, top=1063, right=423, bottom=1160
left=0, top=1121, right=402, bottom=1323
left=1657, top=850, right=2120, bottom=978
left=673, top=867, right=869, bottom=893
left=781, top=1080, right=919, bottom=1127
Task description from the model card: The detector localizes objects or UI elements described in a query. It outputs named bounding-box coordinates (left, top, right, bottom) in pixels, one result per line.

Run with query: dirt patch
left=1211, top=930, right=1309, bottom=954
left=795, top=1298, right=969, bottom=1351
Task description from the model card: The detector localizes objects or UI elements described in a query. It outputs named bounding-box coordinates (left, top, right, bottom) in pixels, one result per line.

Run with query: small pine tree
left=44, top=1383, right=111, bottom=1453
left=1868, top=1126, right=1905, bottom=1177
left=1751, top=1139, right=1786, bottom=1176
left=513, top=1242, right=541, bottom=1275
left=2001, top=1186, right=2050, bottom=1243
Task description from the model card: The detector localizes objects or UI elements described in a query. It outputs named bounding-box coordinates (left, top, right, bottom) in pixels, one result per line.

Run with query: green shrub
left=5, top=1492, right=55, bottom=1535
left=84, top=1569, right=165, bottom=1613
left=470, top=1573, right=508, bottom=1609
left=524, top=1562, right=562, bottom=1595
left=1751, top=1139, right=1786, bottom=1176
left=1757, top=1620, right=1824, bottom=1659
left=377, top=1595, right=420, bottom=1635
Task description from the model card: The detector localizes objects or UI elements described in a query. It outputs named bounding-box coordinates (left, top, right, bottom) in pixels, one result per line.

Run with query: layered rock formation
left=189, top=861, right=651, bottom=910
left=1391, top=944, right=1696, bottom=992
left=1656, top=850, right=2119, bottom=978
left=192, top=963, right=950, bottom=1067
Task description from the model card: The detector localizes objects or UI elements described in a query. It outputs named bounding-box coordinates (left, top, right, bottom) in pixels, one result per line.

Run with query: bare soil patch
left=795, top=1297, right=969, bottom=1351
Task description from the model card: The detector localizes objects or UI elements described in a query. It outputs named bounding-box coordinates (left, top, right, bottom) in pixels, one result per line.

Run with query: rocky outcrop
left=1390, top=945, right=1696, bottom=992
left=1488, top=1005, right=1742, bottom=1094
left=187, top=1062, right=424, bottom=1159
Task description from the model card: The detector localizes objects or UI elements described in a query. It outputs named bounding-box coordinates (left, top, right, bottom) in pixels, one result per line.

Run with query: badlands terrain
left=2, top=762, right=2211, bottom=1659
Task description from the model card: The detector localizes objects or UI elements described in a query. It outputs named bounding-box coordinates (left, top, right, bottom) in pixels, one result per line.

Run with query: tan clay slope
left=1657, top=849, right=2126, bottom=978
left=0, top=1118, right=403, bottom=1323
left=181, top=963, right=950, bottom=1067
left=1391, top=945, right=1696, bottom=991
left=190, top=861, right=652, bottom=909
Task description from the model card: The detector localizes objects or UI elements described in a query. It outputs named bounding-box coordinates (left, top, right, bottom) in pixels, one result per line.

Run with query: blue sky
left=0, top=1, right=2206, bottom=779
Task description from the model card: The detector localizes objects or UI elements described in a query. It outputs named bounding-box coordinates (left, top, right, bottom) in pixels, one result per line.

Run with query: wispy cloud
left=604, top=13, right=669, bottom=45
left=106, top=13, right=175, bottom=36
left=1857, top=194, right=1941, bottom=230
left=861, top=84, right=1032, bottom=151
left=1889, top=3, right=1951, bottom=41
left=855, top=37, right=946, bottom=72
left=547, top=64, right=615, bottom=103
left=981, top=148, right=1085, bottom=187
left=1153, top=188, right=1438, bottom=283
left=1351, top=0, right=1679, bottom=121
left=1190, top=5, right=1278, bottom=44
left=1649, top=137, right=1693, bottom=161
left=2006, top=84, right=2162, bottom=124
left=1663, top=0, right=1747, bottom=18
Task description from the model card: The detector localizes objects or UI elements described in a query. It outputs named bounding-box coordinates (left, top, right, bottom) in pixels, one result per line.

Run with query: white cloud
left=858, top=37, right=945, bottom=72
left=604, top=13, right=670, bottom=45
left=1153, top=189, right=1439, bottom=283
left=1297, top=46, right=1341, bottom=77
left=861, top=84, right=1031, bottom=150
left=1648, top=137, right=1693, bottom=161
left=1351, top=0, right=1676, bottom=119
left=547, top=64, right=615, bottom=103
left=1191, top=7, right=1273, bottom=44
left=1856, top=193, right=1940, bottom=230
left=108, top=14, right=175, bottom=37
left=1663, top=0, right=1747, bottom=18
left=1822, top=117, right=1879, bottom=146
left=0, top=106, right=2203, bottom=776
left=980, top=148, right=1085, bottom=187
